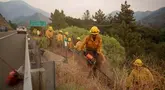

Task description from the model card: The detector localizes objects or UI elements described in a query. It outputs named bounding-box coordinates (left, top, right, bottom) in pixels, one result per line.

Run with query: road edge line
left=0, top=32, right=17, bottom=40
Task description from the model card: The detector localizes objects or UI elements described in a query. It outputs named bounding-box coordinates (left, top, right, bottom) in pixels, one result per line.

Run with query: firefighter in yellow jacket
left=126, top=59, right=154, bottom=90
left=64, top=32, right=69, bottom=41
left=45, top=26, right=54, bottom=46
left=74, top=37, right=82, bottom=51
left=67, top=38, right=73, bottom=49
left=81, top=26, right=105, bottom=77
left=56, top=30, right=63, bottom=47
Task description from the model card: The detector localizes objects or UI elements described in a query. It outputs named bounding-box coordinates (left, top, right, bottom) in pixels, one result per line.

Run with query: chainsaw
left=83, top=51, right=96, bottom=65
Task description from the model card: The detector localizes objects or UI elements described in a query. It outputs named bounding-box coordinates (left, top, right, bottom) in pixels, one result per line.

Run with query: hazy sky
left=1, top=0, right=165, bottom=18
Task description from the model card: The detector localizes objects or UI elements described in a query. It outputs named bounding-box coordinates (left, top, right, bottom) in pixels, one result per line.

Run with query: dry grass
left=55, top=57, right=109, bottom=90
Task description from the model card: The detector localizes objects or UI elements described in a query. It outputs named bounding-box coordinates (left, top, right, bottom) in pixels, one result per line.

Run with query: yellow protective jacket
left=75, top=41, right=82, bottom=51
left=81, top=34, right=102, bottom=53
left=126, top=67, right=154, bottom=90
left=68, top=41, right=73, bottom=49
left=45, top=30, right=54, bottom=39
left=56, top=33, right=63, bottom=42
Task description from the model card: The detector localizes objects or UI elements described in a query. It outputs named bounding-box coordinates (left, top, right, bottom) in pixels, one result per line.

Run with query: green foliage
left=82, top=10, right=94, bottom=29
left=50, top=9, right=68, bottom=29
left=39, top=36, right=48, bottom=49
left=110, top=1, right=143, bottom=58
left=105, top=14, right=113, bottom=24
left=92, top=9, right=106, bottom=24
left=62, top=26, right=90, bottom=39
left=102, top=35, right=125, bottom=67
left=82, top=10, right=90, bottom=20
left=155, top=42, right=165, bottom=60
left=8, top=20, right=17, bottom=29
left=114, top=1, right=135, bottom=24
left=65, top=17, right=84, bottom=28
left=160, top=28, right=165, bottom=42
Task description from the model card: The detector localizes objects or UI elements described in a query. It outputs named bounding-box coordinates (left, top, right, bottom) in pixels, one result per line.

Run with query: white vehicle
left=17, top=26, right=27, bottom=34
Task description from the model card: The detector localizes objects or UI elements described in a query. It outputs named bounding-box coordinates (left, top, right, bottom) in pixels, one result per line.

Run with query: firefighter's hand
left=97, top=51, right=101, bottom=55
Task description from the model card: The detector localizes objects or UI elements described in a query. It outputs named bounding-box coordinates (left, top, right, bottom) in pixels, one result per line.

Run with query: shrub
left=62, top=26, right=90, bottom=39
left=39, top=36, right=48, bottom=49
left=102, top=35, right=126, bottom=67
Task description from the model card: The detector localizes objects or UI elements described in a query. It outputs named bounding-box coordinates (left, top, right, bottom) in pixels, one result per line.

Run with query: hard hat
left=48, top=26, right=53, bottom=31
left=77, top=37, right=81, bottom=40
left=59, top=30, right=63, bottom=33
left=90, top=26, right=100, bottom=35
left=68, top=38, right=71, bottom=42
left=65, top=32, right=69, bottom=35
left=133, top=59, right=143, bottom=67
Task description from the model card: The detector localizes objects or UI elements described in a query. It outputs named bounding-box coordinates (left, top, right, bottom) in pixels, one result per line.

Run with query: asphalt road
left=0, top=31, right=26, bottom=90
left=0, top=31, right=16, bottom=38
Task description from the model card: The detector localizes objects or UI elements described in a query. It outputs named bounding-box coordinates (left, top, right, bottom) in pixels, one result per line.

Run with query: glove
left=97, top=50, right=101, bottom=55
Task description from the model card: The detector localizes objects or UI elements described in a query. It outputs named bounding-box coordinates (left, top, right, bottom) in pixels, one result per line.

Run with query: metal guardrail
left=23, top=35, right=32, bottom=90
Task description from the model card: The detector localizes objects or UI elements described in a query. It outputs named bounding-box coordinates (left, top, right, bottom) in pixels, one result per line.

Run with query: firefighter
left=64, top=32, right=69, bottom=41
left=63, top=32, right=69, bottom=47
left=67, top=37, right=73, bottom=50
left=56, top=30, right=63, bottom=47
left=81, top=26, right=105, bottom=78
left=37, top=30, right=40, bottom=36
left=74, top=37, right=82, bottom=51
left=32, top=28, right=37, bottom=35
left=126, top=59, right=154, bottom=90
left=45, top=26, right=54, bottom=46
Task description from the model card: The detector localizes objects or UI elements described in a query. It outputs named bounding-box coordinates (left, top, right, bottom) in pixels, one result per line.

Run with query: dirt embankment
left=0, top=14, right=12, bottom=30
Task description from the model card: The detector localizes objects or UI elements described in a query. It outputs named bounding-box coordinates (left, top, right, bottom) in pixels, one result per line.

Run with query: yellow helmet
left=59, top=30, right=63, bottom=33
left=90, top=26, right=100, bottom=35
left=133, top=59, right=143, bottom=67
left=68, top=38, right=71, bottom=42
left=77, top=37, right=81, bottom=40
left=48, top=26, right=53, bottom=31
left=65, top=32, right=69, bottom=35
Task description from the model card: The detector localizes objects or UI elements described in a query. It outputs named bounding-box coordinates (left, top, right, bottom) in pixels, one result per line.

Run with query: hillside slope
left=0, top=0, right=49, bottom=20
left=13, top=13, right=51, bottom=26
left=140, top=7, right=165, bottom=28
left=0, top=13, right=12, bottom=30
left=134, top=11, right=152, bottom=21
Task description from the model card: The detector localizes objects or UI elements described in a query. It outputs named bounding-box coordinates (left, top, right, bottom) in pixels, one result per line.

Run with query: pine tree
left=106, top=14, right=113, bottom=24
left=114, top=1, right=143, bottom=58
left=92, top=9, right=106, bottom=25
left=82, top=10, right=90, bottom=20
left=50, top=9, right=68, bottom=29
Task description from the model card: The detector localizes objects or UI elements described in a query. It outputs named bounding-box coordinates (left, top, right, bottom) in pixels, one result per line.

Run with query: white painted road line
left=0, top=32, right=17, bottom=40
